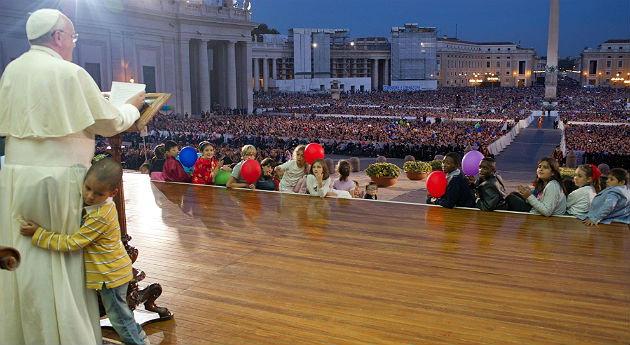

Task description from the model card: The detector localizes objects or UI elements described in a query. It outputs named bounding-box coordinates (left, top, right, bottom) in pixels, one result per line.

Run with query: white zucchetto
left=26, top=9, right=62, bottom=40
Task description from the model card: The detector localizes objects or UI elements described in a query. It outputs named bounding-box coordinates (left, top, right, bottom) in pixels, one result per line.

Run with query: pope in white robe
left=0, top=9, right=144, bottom=344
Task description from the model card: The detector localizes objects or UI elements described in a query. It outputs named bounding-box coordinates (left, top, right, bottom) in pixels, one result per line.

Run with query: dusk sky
left=251, top=0, right=629, bottom=57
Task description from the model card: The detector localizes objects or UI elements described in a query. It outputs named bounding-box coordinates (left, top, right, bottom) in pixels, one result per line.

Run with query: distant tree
left=252, top=23, right=279, bottom=41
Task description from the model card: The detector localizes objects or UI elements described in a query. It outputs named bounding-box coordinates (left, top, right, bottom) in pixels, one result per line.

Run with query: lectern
left=103, top=93, right=173, bottom=326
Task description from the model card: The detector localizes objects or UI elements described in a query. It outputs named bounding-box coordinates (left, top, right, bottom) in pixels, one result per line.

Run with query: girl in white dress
left=306, top=159, right=352, bottom=198
left=566, top=164, right=601, bottom=217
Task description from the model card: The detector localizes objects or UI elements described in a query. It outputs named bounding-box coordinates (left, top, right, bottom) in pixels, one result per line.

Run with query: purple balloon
left=462, top=150, right=484, bottom=176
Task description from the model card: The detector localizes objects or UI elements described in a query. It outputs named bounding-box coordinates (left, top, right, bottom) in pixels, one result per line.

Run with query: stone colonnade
left=183, top=38, right=252, bottom=115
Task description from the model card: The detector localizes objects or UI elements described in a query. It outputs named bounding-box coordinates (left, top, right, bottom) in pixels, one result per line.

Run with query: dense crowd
left=104, top=112, right=510, bottom=170
left=557, top=87, right=629, bottom=123
left=254, top=86, right=629, bottom=123
left=255, top=87, right=540, bottom=120
left=89, top=85, right=630, bottom=171
left=565, top=124, right=630, bottom=169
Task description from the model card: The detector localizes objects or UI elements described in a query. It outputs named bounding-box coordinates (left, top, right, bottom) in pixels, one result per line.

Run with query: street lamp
left=487, top=74, right=499, bottom=89
left=468, top=74, right=482, bottom=97
left=611, top=73, right=624, bottom=95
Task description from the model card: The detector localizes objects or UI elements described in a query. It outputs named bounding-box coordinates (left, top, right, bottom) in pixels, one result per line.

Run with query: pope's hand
left=126, top=90, right=146, bottom=110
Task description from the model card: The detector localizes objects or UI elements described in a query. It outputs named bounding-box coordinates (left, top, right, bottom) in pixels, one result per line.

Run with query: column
left=178, top=38, right=191, bottom=117
left=544, top=0, right=559, bottom=100
left=245, top=41, right=253, bottom=113
left=383, top=59, right=389, bottom=86
left=199, top=40, right=211, bottom=114
left=371, top=59, right=378, bottom=90
left=262, top=58, right=269, bottom=92
left=253, top=58, right=260, bottom=91
left=227, top=41, right=237, bottom=109
left=272, top=58, right=278, bottom=81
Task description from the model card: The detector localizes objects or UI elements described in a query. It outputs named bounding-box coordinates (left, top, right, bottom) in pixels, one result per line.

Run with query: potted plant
left=365, top=162, right=402, bottom=187
left=559, top=167, right=576, bottom=180
left=429, top=159, right=443, bottom=172
left=403, top=161, right=431, bottom=180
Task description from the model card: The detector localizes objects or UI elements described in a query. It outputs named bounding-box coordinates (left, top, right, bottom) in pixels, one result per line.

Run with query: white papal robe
left=0, top=45, right=139, bottom=345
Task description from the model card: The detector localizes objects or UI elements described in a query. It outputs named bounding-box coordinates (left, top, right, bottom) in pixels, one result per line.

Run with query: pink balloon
left=240, top=159, right=261, bottom=184
left=426, top=171, right=447, bottom=198
left=304, top=143, right=325, bottom=164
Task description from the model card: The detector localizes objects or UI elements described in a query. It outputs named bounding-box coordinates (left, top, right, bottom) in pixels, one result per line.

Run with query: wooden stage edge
left=106, top=172, right=630, bottom=345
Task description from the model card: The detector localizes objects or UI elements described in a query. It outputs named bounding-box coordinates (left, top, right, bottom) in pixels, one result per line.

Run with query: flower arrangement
left=559, top=167, right=576, bottom=180
left=365, top=162, right=402, bottom=178
left=92, top=153, right=108, bottom=164
left=429, top=159, right=443, bottom=172
left=403, top=161, right=431, bottom=173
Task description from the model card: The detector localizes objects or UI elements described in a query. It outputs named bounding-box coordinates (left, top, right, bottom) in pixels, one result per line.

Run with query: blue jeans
left=99, top=283, right=146, bottom=345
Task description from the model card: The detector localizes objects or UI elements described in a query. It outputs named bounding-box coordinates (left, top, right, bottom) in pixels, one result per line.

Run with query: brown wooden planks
left=106, top=174, right=629, bottom=345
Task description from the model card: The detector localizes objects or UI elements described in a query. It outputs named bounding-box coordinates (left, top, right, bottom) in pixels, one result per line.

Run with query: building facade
left=0, top=0, right=256, bottom=116
left=253, top=28, right=536, bottom=92
left=251, top=28, right=384, bottom=93
left=436, top=36, right=536, bottom=88
left=580, top=39, right=630, bottom=87
left=390, top=24, right=437, bottom=89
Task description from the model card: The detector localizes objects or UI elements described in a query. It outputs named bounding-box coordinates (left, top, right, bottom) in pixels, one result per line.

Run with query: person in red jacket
left=162, top=140, right=192, bottom=183
left=192, top=141, right=225, bottom=185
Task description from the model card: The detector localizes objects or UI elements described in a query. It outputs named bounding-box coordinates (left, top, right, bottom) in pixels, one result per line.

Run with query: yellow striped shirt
left=32, top=198, right=133, bottom=290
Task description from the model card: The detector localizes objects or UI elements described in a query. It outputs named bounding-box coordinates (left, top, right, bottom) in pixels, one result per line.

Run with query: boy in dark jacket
left=473, top=157, right=508, bottom=211
left=427, top=152, right=475, bottom=208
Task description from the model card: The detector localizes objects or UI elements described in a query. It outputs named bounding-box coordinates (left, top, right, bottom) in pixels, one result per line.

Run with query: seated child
left=226, top=145, right=257, bottom=189
left=256, top=158, right=278, bottom=191
left=473, top=157, right=507, bottom=211
left=352, top=180, right=365, bottom=198
left=508, top=157, right=567, bottom=216
left=580, top=168, right=630, bottom=225
left=139, top=163, right=150, bottom=174
left=19, top=158, right=147, bottom=345
left=149, top=144, right=165, bottom=174
left=276, top=145, right=309, bottom=192
left=566, top=164, right=601, bottom=217
left=426, top=152, right=475, bottom=208
left=364, top=182, right=378, bottom=200
left=162, top=140, right=192, bottom=183
left=332, top=160, right=355, bottom=193
left=306, top=159, right=351, bottom=198
left=192, top=141, right=225, bottom=185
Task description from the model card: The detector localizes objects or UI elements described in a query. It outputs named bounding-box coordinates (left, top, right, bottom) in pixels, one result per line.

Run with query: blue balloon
left=178, top=146, right=198, bottom=168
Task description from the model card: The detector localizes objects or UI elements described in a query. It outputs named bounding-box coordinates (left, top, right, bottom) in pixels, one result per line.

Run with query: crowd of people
left=103, top=83, right=630, bottom=173
left=564, top=124, right=630, bottom=169
left=557, top=87, right=629, bottom=123
left=255, top=87, right=541, bottom=120
left=105, top=112, right=510, bottom=171
left=145, top=139, right=630, bottom=226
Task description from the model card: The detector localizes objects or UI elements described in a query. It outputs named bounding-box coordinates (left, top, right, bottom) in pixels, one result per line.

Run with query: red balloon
left=426, top=171, right=447, bottom=198
left=240, top=159, right=261, bottom=184
left=304, top=143, right=325, bottom=164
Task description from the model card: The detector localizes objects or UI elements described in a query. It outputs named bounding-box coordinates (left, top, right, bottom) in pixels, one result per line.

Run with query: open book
left=126, top=93, right=171, bottom=132
left=109, top=82, right=171, bottom=132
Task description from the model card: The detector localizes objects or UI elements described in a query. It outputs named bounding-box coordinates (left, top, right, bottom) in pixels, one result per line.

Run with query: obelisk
left=544, top=0, right=559, bottom=103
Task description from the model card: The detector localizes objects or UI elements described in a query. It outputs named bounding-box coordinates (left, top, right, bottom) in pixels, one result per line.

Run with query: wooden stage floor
left=113, top=173, right=629, bottom=345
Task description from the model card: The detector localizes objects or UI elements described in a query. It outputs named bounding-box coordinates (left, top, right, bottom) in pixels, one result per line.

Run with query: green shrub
left=429, top=159, right=443, bottom=172
left=559, top=167, right=576, bottom=180
left=365, top=163, right=402, bottom=178
left=403, top=161, right=431, bottom=173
